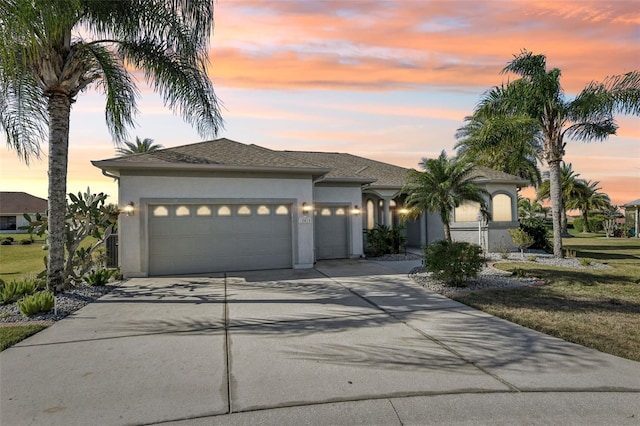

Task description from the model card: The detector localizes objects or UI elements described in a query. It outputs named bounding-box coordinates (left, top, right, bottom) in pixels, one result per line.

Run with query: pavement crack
left=387, top=399, right=404, bottom=425
left=224, top=272, right=232, bottom=414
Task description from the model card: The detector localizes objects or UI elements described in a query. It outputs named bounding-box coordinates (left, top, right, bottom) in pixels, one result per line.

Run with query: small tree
left=508, top=228, right=535, bottom=259
left=22, top=189, right=115, bottom=291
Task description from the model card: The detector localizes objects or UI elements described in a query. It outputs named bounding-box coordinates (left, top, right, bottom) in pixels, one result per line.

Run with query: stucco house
left=92, top=138, right=527, bottom=277
left=0, top=192, right=48, bottom=233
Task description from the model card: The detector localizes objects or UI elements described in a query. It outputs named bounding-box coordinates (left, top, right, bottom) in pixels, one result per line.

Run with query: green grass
left=0, top=234, right=100, bottom=282
left=0, top=234, right=47, bottom=282
left=452, top=235, right=640, bottom=361
left=0, top=324, right=48, bottom=351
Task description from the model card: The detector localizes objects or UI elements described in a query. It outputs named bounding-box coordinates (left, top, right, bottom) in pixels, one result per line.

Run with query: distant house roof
left=92, top=138, right=528, bottom=189
left=0, top=192, right=47, bottom=214
left=622, top=198, right=640, bottom=209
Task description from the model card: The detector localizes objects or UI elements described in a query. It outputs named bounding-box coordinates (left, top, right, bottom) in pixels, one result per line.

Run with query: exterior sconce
left=123, top=201, right=135, bottom=216
left=398, top=207, right=410, bottom=215
left=351, top=205, right=361, bottom=215
left=302, top=202, right=313, bottom=215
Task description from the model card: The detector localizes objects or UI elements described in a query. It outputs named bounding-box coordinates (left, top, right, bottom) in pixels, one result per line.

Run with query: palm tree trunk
left=582, top=210, right=591, bottom=233
left=47, top=92, right=72, bottom=293
left=549, top=160, right=564, bottom=258
left=444, top=222, right=452, bottom=242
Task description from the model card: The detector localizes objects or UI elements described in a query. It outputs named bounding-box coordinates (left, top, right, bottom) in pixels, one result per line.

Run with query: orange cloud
left=209, top=1, right=638, bottom=93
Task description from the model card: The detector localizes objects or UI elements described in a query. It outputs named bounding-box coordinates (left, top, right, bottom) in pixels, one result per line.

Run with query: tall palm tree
left=0, top=0, right=223, bottom=291
left=116, top=136, right=163, bottom=155
left=566, top=180, right=611, bottom=233
left=470, top=50, right=639, bottom=257
left=537, top=163, right=584, bottom=235
left=455, top=110, right=543, bottom=186
left=402, top=150, right=489, bottom=242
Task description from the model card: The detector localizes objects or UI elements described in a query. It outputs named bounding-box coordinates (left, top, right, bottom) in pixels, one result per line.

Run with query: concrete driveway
left=1, top=259, right=639, bottom=425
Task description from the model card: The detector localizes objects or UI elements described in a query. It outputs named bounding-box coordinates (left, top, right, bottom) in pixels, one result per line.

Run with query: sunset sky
left=1, top=0, right=639, bottom=207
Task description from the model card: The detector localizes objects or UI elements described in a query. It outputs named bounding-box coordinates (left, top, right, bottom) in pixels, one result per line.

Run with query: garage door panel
left=149, top=203, right=292, bottom=275
left=315, top=206, right=349, bottom=260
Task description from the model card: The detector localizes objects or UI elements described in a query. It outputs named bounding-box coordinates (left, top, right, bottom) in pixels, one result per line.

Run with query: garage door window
left=276, top=205, right=289, bottom=215
left=218, top=206, right=231, bottom=216
left=335, top=208, right=345, bottom=216
left=238, top=205, right=251, bottom=215
left=320, top=208, right=331, bottom=216
left=176, top=206, right=190, bottom=216
left=153, top=206, right=169, bottom=217
left=197, top=206, right=211, bottom=216
left=257, top=205, right=270, bottom=215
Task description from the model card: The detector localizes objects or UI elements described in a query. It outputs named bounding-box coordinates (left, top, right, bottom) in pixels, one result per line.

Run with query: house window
left=366, top=200, right=375, bottom=230
left=196, top=206, right=212, bottom=216
left=275, top=205, right=289, bottom=215
left=152, top=206, right=169, bottom=217
left=257, top=205, right=270, bottom=215
left=218, top=206, right=231, bottom=216
left=0, top=216, right=17, bottom=231
left=455, top=201, right=480, bottom=222
left=238, top=205, right=251, bottom=215
left=493, top=194, right=513, bottom=222
left=176, top=206, right=190, bottom=216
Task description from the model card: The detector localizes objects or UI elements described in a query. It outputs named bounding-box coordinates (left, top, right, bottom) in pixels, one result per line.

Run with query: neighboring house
left=92, top=138, right=527, bottom=277
left=0, top=192, right=48, bottom=233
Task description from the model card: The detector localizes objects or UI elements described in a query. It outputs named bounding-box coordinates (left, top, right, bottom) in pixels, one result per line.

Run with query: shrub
left=580, top=258, right=592, bottom=266
left=18, top=291, right=55, bottom=317
left=20, top=238, right=33, bottom=245
left=424, top=240, right=484, bottom=287
left=520, top=217, right=551, bottom=252
left=83, top=269, right=117, bottom=286
left=4, top=236, right=14, bottom=242
left=364, top=224, right=407, bottom=257
left=573, top=215, right=605, bottom=233
left=508, top=228, right=535, bottom=259
left=1, top=239, right=12, bottom=245
left=527, top=255, right=537, bottom=262
left=0, top=279, right=37, bottom=305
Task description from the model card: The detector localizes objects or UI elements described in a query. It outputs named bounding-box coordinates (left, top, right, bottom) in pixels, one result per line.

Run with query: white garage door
left=148, top=203, right=292, bottom=275
left=314, top=205, right=349, bottom=260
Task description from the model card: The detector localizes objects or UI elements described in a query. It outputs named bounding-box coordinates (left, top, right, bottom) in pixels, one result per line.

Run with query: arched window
left=493, top=193, right=513, bottom=222
left=366, top=199, right=375, bottom=230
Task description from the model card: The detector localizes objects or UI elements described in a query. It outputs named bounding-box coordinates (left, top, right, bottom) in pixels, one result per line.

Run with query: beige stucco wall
left=117, top=172, right=315, bottom=277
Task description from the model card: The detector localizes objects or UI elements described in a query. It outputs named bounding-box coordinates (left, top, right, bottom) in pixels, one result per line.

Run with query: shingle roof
left=0, top=192, right=47, bottom=214
left=93, top=138, right=527, bottom=189
left=281, top=151, right=408, bottom=187
left=622, top=198, right=640, bottom=208
left=100, top=138, right=321, bottom=169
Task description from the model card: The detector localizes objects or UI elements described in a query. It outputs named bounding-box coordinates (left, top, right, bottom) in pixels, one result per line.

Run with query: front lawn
left=0, top=234, right=47, bottom=282
left=0, top=324, right=48, bottom=351
left=452, top=235, right=640, bottom=361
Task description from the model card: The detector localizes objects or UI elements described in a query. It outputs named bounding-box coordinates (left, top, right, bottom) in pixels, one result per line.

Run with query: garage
left=314, top=205, right=349, bottom=260
left=148, top=203, right=293, bottom=275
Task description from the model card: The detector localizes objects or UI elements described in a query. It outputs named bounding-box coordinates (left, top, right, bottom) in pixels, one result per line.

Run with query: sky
left=1, top=0, right=639, bottom=207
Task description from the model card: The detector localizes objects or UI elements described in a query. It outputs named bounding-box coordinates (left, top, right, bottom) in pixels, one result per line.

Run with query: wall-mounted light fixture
left=302, top=202, right=313, bottom=215
left=398, top=207, right=410, bottom=215
left=123, top=201, right=135, bottom=216
left=351, top=205, right=361, bottom=215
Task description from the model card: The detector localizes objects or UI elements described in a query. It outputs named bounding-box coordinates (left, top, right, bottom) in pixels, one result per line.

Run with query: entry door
left=314, top=205, right=349, bottom=260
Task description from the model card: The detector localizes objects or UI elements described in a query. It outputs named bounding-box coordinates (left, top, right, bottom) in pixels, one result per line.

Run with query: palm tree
left=116, top=136, right=163, bottom=156
left=537, top=163, right=584, bottom=235
left=517, top=196, right=545, bottom=221
left=0, top=0, right=223, bottom=291
left=566, top=180, right=611, bottom=233
left=402, top=150, right=489, bottom=242
left=455, top=110, right=543, bottom=186
left=469, top=50, right=639, bottom=257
